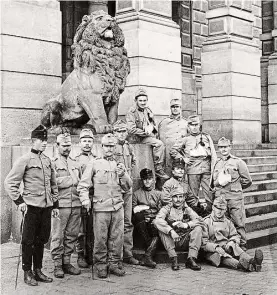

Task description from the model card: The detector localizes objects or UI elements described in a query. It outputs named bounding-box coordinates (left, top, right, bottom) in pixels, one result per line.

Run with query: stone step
left=246, top=212, right=277, bottom=233
left=247, top=227, right=277, bottom=249
left=245, top=179, right=277, bottom=193
left=245, top=200, right=277, bottom=218
left=244, top=190, right=277, bottom=205
left=242, top=156, right=277, bottom=165
left=250, top=171, right=277, bottom=181
left=233, top=149, right=277, bottom=157
left=248, top=163, right=277, bottom=173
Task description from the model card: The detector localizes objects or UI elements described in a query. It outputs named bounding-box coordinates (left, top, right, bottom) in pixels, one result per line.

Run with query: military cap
left=172, top=158, right=185, bottom=170
left=113, top=120, right=128, bottom=132
left=218, top=137, right=231, bottom=147
left=187, top=115, right=200, bottom=125
left=170, top=187, right=184, bottom=197
left=135, top=88, right=148, bottom=99
left=80, top=128, right=94, bottom=139
left=140, top=168, right=154, bottom=180
left=31, top=125, right=48, bottom=141
left=56, top=132, right=71, bottom=144
left=213, top=197, right=227, bottom=210
left=170, top=98, right=181, bottom=107
left=101, top=133, right=117, bottom=146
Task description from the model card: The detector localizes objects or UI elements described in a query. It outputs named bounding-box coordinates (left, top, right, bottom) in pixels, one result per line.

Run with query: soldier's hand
left=18, top=203, right=27, bottom=213
left=225, top=240, right=235, bottom=251
left=170, top=230, right=180, bottom=242
left=82, top=199, right=91, bottom=212
left=52, top=209, right=59, bottom=218
left=215, top=246, right=226, bottom=256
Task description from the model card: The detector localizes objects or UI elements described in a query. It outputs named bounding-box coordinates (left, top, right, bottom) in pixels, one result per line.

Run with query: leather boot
left=33, top=269, right=53, bottom=283
left=96, top=265, right=108, bottom=278
left=77, top=253, right=89, bottom=268
left=24, top=270, right=38, bottom=286
left=250, top=249, right=263, bottom=272
left=109, top=264, right=126, bottom=277
left=54, top=265, right=64, bottom=279
left=62, top=264, right=81, bottom=275
left=142, top=237, right=158, bottom=268
left=124, top=257, right=140, bottom=265
left=185, top=257, right=201, bottom=271
left=171, top=257, right=180, bottom=271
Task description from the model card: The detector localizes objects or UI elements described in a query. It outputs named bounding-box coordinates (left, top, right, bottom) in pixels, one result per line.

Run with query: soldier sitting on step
left=202, top=197, right=263, bottom=272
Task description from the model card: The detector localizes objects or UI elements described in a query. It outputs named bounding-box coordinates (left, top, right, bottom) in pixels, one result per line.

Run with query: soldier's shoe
left=24, top=270, right=38, bottom=286
left=109, top=265, right=126, bottom=276
left=155, top=168, right=170, bottom=181
left=185, top=257, right=201, bottom=271
left=251, top=249, right=264, bottom=272
left=54, top=266, right=64, bottom=278
left=118, top=261, right=123, bottom=270
left=33, top=269, right=53, bottom=283
left=62, top=264, right=81, bottom=275
left=124, top=257, right=140, bottom=265
left=171, top=257, right=180, bottom=271
left=77, top=254, right=89, bottom=268
left=142, top=255, right=157, bottom=268
left=97, top=268, right=108, bottom=279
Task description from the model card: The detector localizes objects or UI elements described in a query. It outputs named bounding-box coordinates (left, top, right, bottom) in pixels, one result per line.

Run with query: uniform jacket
left=132, top=187, right=163, bottom=219
left=170, top=133, right=217, bottom=175
left=158, top=115, right=188, bottom=149
left=114, top=141, right=136, bottom=176
left=202, top=213, right=241, bottom=253
left=4, top=150, right=59, bottom=208
left=77, top=157, right=133, bottom=212
left=162, top=177, right=188, bottom=206
left=211, top=154, right=252, bottom=200
left=126, top=106, right=157, bottom=137
left=53, top=155, right=82, bottom=208
left=154, top=203, right=199, bottom=235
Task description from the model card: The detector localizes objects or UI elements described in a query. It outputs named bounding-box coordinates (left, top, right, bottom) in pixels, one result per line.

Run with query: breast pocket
left=56, top=167, right=68, bottom=178
left=135, top=119, right=143, bottom=129
left=95, top=170, right=108, bottom=184
left=27, top=163, right=42, bottom=178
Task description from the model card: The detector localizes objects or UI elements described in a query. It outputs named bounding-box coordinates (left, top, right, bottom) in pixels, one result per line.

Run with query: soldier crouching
left=77, top=133, right=133, bottom=278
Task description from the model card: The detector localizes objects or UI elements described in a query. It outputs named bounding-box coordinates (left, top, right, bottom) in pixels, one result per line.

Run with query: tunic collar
left=31, top=148, right=41, bottom=155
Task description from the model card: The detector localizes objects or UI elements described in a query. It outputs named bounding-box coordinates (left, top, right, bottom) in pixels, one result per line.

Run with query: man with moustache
left=4, top=125, right=59, bottom=286
left=51, top=133, right=82, bottom=278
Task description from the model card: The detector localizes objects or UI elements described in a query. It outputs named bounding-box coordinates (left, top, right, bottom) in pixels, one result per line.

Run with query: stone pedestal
left=202, top=1, right=262, bottom=144
left=115, top=0, right=182, bottom=122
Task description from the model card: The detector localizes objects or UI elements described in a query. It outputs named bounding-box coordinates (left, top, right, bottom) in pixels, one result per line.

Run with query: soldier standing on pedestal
left=75, top=129, right=96, bottom=268
left=113, top=120, right=140, bottom=265
left=4, top=125, right=59, bottom=286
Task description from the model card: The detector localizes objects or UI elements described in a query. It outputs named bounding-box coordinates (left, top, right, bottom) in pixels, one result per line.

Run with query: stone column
left=115, top=0, right=182, bottom=122
left=268, top=1, right=277, bottom=142
left=201, top=0, right=262, bottom=144
left=88, top=0, right=108, bottom=14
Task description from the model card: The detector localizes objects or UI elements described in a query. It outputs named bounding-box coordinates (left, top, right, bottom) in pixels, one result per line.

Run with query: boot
left=77, top=253, right=89, bottom=268
left=185, top=257, right=201, bottom=271
left=250, top=249, right=263, bottom=272
left=124, top=257, right=140, bottom=265
left=155, top=167, right=170, bottom=181
left=142, top=237, right=158, bottom=268
left=97, top=267, right=108, bottom=279
left=54, top=265, right=64, bottom=279
left=62, top=264, right=81, bottom=275
left=33, top=269, right=53, bottom=283
left=171, top=257, right=180, bottom=271
left=24, top=270, right=38, bottom=286
left=109, top=264, right=126, bottom=277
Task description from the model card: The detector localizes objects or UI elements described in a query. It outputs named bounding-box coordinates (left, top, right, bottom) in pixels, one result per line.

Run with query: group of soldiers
left=4, top=88, right=264, bottom=286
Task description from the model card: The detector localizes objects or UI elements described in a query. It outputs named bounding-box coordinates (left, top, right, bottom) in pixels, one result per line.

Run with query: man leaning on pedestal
left=126, top=88, right=169, bottom=181
left=4, top=125, right=59, bottom=286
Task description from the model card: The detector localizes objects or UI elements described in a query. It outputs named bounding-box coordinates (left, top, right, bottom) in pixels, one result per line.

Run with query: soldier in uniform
left=211, top=137, right=252, bottom=250
left=132, top=168, right=164, bottom=268
left=77, top=133, right=132, bottom=278
left=170, top=115, right=217, bottom=215
left=75, top=129, right=96, bottom=268
left=4, top=125, right=59, bottom=286
left=162, top=159, right=188, bottom=206
left=154, top=187, right=204, bottom=271
left=51, top=133, right=82, bottom=278
left=158, top=98, right=188, bottom=175
left=113, top=120, right=140, bottom=265
left=202, top=197, right=263, bottom=272
left=126, top=88, right=169, bottom=180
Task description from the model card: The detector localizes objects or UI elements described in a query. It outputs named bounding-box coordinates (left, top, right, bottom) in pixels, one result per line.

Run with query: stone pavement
left=1, top=242, right=277, bottom=295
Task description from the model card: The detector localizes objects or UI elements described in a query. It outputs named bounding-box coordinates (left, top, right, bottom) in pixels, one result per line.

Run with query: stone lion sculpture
left=41, top=10, right=130, bottom=133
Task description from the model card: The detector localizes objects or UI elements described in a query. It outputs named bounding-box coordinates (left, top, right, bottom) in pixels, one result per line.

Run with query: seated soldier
left=202, top=197, right=263, bottom=272
left=132, top=168, right=164, bottom=268
left=162, top=159, right=188, bottom=206
left=154, top=187, right=204, bottom=271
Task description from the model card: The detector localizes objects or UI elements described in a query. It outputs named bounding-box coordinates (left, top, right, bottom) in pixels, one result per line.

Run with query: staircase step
left=245, top=200, right=277, bottom=217
left=247, top=227, right=277, bottom=249
left=244, top=190, right=277, bottom=205
left=250, top=171, right=277, bottom=181
left=246, top=212, right=277, bottom=233
left=248, top=163, right=277, bottom=173
left=233, top=149, right=277, bottom=157
left=242, top=156, right=277, bottom=165
left=245, top=179, right=277, bottom=192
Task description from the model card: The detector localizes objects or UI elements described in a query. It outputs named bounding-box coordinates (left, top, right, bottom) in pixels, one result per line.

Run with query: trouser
left=123, top=191, right=134, bottom=259
left=187, top=174, right=213, bottom=213
left=141, top=136, right=165, bottom=167
left=22, top=205, right=52, bottom=271
left=51, top=207, right=81, bottom=265
left=226, top=198, right=247, bottom=248
left=93, top=207, right=124, bottom=270
left=159, top=226, right=202, bottom=259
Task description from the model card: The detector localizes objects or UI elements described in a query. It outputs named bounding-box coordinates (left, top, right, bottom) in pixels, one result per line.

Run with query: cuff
left=53, top=200, right=59, bottom=209
left=14, top=195, right=24, bottom=206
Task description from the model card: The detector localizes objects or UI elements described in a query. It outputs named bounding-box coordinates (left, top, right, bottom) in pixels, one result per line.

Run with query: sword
left=15, top=211, right=25, bottom=290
